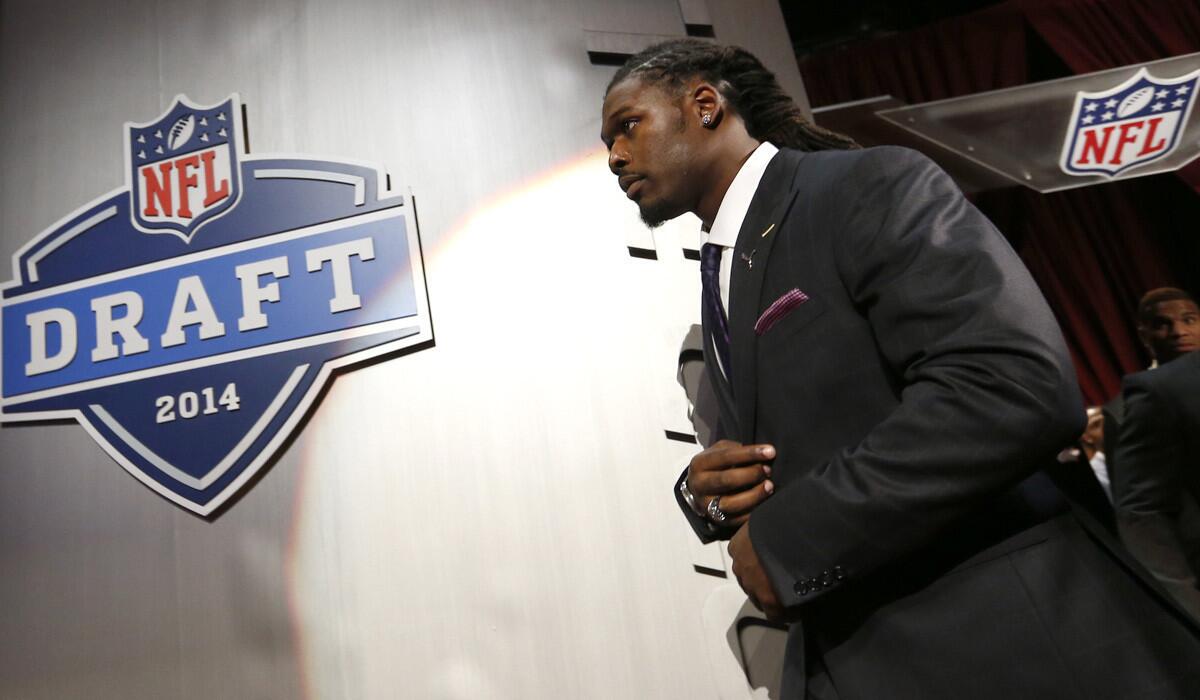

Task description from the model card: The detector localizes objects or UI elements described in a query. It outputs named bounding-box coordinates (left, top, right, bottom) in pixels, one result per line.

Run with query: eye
left=621, top=118, right=638, bottom=134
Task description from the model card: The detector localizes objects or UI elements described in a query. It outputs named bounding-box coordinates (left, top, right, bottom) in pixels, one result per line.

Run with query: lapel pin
left=761, top=223, right=775, bottom=238
left=740, top=250, right=756, bottom=269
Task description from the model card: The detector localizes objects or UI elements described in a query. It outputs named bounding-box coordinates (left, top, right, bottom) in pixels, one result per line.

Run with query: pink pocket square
left=754, top=288, right=810, bottom=335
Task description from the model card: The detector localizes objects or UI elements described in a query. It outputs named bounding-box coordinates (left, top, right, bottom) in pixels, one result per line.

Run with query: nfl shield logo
left=127, top=95, right=243, bottom=241
left=1060, top=67, right=1200, bottom=178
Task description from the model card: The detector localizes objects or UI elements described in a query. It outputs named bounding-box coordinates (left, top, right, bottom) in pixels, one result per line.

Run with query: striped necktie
left=700, top=242, right=732, bottom=381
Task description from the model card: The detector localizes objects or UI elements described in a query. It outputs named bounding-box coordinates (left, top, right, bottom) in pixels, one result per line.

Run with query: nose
left=608, top=145, right=628, bottom=174
left=1169, top=320, right=1185, bottom=337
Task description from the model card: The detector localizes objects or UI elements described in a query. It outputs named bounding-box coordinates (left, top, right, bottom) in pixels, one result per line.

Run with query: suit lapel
left=728, top=149, right=804, bottom=442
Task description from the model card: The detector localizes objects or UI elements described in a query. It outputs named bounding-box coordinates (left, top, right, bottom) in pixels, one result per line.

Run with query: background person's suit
left=1113, top=350, right=1200, bottom=619
left=678, top=146, right=1200, bottom=699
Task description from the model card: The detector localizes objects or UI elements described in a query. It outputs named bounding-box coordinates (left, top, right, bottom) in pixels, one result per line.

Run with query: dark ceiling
left=779, top=0, right=1006, bottom=55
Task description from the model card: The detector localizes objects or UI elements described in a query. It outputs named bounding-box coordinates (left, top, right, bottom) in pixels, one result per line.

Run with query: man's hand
left=728, top=521, right=785, bottom=620
left=686, top=440, right=775, bottom=528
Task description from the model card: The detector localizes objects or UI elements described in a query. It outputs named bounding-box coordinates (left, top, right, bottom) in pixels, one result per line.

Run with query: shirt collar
left=703, top=141, right=779, bottom=248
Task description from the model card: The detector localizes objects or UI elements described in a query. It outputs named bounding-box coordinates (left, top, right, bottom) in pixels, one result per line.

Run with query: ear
left=687, top=81, right=725, bottom=129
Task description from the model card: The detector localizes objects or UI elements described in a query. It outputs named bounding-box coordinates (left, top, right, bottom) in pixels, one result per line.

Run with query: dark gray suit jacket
left=1102, top=393, right=1125, bottom=491
left=1114, top=351, right=1200, bottom=619
left=681, top=146, right=1200, bottom=699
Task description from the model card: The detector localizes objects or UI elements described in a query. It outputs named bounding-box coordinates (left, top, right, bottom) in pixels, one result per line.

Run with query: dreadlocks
left=608, top=38, right=859, bottom=152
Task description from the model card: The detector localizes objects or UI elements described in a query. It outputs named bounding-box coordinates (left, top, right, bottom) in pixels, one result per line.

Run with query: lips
left=619, top=175, right=644, bottom=199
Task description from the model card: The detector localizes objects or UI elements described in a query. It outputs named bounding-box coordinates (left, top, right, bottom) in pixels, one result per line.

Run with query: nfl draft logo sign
left=1061, top=67, right=1200, bottom=178
left=1, top=94, right=432, bottom=515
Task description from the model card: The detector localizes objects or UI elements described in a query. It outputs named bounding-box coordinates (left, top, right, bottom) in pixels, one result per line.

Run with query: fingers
left=690, top=462, right=771, bottom=497
left=690, top=466, right=772, bottom=528
left=708, top=480, right=774, bottom=527
left=728, top=523, right=786, bottom=620
left=690, top=442, right=775, bottom=474
left=734, top=585, right=781, bottom=620
left=687, top=443, right=775, bottom=498
left=687, top=442, right=777, bottom=527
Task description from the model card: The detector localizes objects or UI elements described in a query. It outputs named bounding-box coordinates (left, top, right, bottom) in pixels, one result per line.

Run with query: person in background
left=1112, top=289, right=1200, bottom=620
left=1052, top=406, right=1115, bottom=533
left=1103, top=287, right=1200, bottom=479
left=1081, top=406, right=1111, bottom=501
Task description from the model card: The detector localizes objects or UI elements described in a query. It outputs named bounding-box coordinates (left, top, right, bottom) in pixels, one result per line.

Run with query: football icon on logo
left=167, top=114, right=195, bottom=150
left=1117, top=86, right=1155, bottom=118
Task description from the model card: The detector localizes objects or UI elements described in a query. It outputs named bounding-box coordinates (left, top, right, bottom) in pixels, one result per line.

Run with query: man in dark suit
left=1103, top=288, right=1200, bottom=482
left=1114, top=320, right=1200, bottom=619
left=601, top=39, right=1200, bottom=699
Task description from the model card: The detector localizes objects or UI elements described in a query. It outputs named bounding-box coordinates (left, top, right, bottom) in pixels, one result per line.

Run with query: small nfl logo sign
left=1060, top=67, right=1200, bottom=178
left=126, top=95, right=243, bottom=242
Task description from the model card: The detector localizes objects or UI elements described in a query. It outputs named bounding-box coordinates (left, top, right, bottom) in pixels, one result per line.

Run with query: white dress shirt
left=1089, top=451, right=1112, bottom=502
left=703, top=141, right=780, bottom=314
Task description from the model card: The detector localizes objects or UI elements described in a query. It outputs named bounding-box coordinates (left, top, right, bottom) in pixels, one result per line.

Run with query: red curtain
left=796, top=0, right=1200, bottom=405
left=1020, top=0, right=1200, bottom=72
left=976, top=184, right=1175, bottom=403
left=799, top=4, right=1029, bottom=107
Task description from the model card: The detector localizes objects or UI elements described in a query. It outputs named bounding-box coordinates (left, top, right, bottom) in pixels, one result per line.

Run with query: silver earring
left=702, top=114, right=711, bottom=126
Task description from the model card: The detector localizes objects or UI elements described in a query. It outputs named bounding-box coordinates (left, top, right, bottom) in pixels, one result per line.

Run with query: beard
left=637, top=196, right=683, bottom=228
